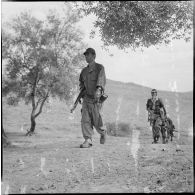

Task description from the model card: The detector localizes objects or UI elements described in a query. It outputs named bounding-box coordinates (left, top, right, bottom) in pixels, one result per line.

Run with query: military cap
left=151, top=89, right=157, bottom=94
left=83, top=48, right=96, bottom=55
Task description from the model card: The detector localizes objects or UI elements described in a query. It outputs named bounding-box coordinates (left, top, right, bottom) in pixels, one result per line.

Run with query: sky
left=1, top=1, right=193, bottom=92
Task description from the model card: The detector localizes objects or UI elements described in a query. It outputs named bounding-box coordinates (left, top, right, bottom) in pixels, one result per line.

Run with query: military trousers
left=81, top=98, right=105, bottom=140
left=152, top=116, right=162, bottom=140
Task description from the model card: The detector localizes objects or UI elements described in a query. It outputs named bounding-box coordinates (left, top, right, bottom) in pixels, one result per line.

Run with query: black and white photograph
left=1, top=1, right=193, bottom=193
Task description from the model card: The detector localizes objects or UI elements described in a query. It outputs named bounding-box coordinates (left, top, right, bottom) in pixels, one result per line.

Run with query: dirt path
left=2, top=126, right=193, bottom=193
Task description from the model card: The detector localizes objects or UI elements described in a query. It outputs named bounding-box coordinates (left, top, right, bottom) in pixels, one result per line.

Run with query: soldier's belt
left=85, top=94, right=95, bottom=99
left=150, top=113, right=161, bottom=120
left=84, top=94, right=108, bottom=104
left=83, top=96, right=96, bottom=103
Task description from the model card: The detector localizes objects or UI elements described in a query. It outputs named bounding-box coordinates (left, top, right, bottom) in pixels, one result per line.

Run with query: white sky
left=1, top=1, right=193, bottom=92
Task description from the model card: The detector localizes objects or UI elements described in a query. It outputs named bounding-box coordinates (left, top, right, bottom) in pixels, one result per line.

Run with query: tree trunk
left=26, top=115, right=36, bottom=136
left=26, top=85, right=49, bottom=136
left=30, top=116, right=36, bottom=132
left=2, top=125, right=7, bottom=137
left=2, top=125, right=11, bottom=146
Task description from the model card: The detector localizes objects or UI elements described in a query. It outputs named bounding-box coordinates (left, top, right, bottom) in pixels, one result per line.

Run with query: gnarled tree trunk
left=26, top=69, right=49, bottom=136
left=26, top=91, right=49, bottom=136
left=30, top=116, right=36, bottom=133
left=2, top=125, right=11, bottom=146
left=26, top=114, right=36, bottom=136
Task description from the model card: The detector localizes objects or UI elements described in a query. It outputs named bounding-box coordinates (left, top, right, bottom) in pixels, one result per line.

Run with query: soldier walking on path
left=146, top=89, right=167, bottom=143
left=75, top=48, right=107, bottom=148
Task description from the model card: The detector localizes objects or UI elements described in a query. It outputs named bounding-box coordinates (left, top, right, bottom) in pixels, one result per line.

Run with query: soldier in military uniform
left=79, top=48, right=107, bottom=148
left=146, top=89, right=167, bottom=143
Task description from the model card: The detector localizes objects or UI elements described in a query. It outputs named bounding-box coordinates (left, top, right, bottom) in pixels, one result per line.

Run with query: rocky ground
left=1, top=123, right=193, bottom=193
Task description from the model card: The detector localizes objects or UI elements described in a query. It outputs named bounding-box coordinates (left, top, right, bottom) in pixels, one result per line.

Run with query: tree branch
left=34, top=90, right=49, bottom=118
left=31, top=67, right=39, bottom=108
left=34, top=97, right=42, bottom=110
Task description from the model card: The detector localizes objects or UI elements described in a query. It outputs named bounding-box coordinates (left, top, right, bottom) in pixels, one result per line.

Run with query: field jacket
left=146, top=97, right=164, bottom=115
left=79, top=62, right=106, bottom=100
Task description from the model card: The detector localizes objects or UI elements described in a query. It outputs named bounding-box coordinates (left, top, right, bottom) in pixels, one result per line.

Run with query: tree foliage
left=77, top=1, right=193, bottom=50
left=2, top=6, right=87, bottom=134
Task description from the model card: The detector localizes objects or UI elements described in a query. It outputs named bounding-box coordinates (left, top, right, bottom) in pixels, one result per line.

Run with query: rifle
left=70, top=89, right=108, bottom=113
left=70, top=88, right=85, bottom=113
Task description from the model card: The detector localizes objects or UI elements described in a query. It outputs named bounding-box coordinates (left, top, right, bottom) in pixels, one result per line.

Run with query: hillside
left=2, top=79, right=193, bottom=140
left=103, top=79, right=193, bottom=133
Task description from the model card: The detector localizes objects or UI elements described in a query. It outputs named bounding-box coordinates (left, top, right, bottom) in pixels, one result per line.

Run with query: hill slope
left=3, top=79, right=193, bottom=140
left=103, top=79, right=193, bottom=133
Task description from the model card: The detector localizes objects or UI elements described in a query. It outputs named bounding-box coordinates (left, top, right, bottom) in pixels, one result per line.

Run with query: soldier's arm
left=146, top=99, right=152, bottom=113
left=79, top=70, right=85, bottom=91
left=146, top=100, right=149, bottom=111
left=96, top=66, right=106, bottom=92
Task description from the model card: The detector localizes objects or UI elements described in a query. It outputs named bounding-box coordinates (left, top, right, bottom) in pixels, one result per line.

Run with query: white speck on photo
left=20, top=125, right=24, bottom=132
left=188, top=125, right=193, bottom=137
left=107, top=162, right=110, bottom=172
left=40, top=157, right=47, bottom=176
left=91, top=157, right=94, bottom=174
left=131, top=129, right=140, bottom=171
left=136, top=101, right=139, bottom=117
left=20, top=185, right=27, bottom=194
left=4, top=184, right=10, bottom=195
left=115, top=97, right=123, bottom=132
left=143, top=186, right=150, bottom=193
left=68, top=113, right=75, bottom=120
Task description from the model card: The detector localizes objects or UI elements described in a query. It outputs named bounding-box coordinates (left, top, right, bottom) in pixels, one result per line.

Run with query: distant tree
left=2, top=125, right=11, bottom=147
left=76, top=1, right=193, bottom=50
left=2, top=74, right=12, bottom=146
left=2, top=7, right=87, bottom=136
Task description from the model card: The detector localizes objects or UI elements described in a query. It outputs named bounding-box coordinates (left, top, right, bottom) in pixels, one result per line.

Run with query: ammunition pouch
left=99, top=94, right=108, bottom=103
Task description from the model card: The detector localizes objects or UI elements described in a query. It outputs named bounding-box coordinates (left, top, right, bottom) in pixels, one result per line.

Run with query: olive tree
left=76, top=1, right=193, bottom=50
left=2, top=7, right=87, bottom=136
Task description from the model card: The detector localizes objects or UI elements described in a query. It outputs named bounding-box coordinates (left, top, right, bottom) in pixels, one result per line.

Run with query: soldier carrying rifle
left=70, top=48, right=108, bottom=148
left=146, top=89, right=167, bottom=143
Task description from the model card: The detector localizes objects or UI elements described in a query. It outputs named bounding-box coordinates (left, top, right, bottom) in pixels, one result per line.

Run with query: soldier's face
left=84, top=53, right=95, bottom=63
left=151, top=92, right=157, bottom=99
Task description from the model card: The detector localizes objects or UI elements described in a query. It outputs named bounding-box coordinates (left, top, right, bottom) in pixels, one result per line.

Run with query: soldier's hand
left=70, top=105, right=76, bottom=113
left=95, top=87, right=102, bottom=101
left=70, top=108, right=74, bottom=113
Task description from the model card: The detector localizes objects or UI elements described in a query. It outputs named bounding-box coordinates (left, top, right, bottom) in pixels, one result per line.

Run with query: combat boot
left=80, top=139, right=92, bottom=148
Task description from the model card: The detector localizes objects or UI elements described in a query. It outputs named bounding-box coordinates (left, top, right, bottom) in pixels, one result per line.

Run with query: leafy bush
left=7, top=96, right=19, bottom=106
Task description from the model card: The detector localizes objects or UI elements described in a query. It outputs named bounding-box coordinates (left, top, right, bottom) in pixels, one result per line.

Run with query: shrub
left=7, top=96, right=19, bottom=106
left=105, top=121, right=132, bottom=137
